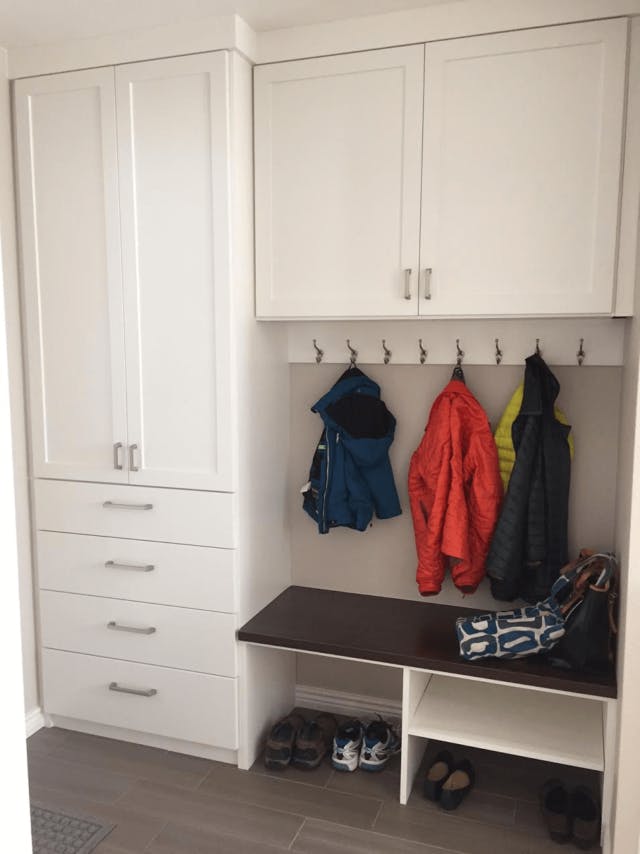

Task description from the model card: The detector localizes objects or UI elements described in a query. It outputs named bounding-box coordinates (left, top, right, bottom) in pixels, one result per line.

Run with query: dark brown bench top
left=237, top=586, right=617, bottom=699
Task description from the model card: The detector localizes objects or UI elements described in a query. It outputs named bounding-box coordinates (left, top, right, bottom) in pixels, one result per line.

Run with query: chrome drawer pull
left=107, top=620, right=156, bottom=635
left=129, top=443, right=140, bottom=472
left=423, top=267, right=432, bottom=300
left=109, top=681, right=157, bottom=698
left=103, top=500, right=153, bottom=510
left=113, top=442, right=123, bottom=470
left=404, top=268, right=412, bottom=300
left=105, top=560, right=155, bottom=572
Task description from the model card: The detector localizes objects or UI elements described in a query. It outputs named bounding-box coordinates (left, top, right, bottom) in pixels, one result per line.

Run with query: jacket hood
left=311, top=367, right=381, bottom=414
left=520, top=354, right=561, bottom=415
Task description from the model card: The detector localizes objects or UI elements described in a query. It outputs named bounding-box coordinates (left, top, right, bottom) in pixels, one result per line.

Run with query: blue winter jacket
left=302, top=368, right=402, bottom=533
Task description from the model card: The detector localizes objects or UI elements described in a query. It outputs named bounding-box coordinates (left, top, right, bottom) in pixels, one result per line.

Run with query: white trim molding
left=25, top=707, right=46, bottom=738
left=295, top=684, right=402, bottom=723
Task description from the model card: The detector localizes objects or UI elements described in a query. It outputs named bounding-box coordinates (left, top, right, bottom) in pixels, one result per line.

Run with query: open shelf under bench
left=237, top=585, right=617, bottom=699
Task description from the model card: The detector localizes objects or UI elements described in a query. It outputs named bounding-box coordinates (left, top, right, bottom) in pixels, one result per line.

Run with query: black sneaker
left=264, top=713, right=305, bottom=770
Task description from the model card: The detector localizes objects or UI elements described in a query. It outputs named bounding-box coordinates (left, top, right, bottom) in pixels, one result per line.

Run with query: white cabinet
left=116, top=54, right=234, bottom=490
left=255, top=46, right=424, bottom=318
left=254, top=19, right=627, bottom=318
left=420, top=19, right=627, bottom=316
left=14, top=69, right=128, bottom=482
left=16, top=55, right=235, bottom=491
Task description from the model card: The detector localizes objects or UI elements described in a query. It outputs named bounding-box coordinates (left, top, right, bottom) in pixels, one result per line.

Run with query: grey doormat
left=31, top=804, right=114, bottom=854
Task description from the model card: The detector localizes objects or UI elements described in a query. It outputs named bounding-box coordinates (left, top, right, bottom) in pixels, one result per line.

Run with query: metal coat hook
left=418, top=339, right=427, bottom=365
left=495, top=338, right=503, bottom=365
left=577, top=338, right=586, bottom=367
left=382, top=339, right=392, bottom=365
left=456, top=339, right=464, bottom=365
left=346, top=339, right=358, bottom=367
left=312, top=339, right=324, bottom=364
left=535, top=338, right=542, bottom=356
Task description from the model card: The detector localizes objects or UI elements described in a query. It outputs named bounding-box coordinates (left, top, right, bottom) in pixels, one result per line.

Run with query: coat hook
left=577, top=338, right=585, bottom=367
left=382, top=339, right=392, bottom=365
left=456, top=338, right=464, bottom=365
left=418, top=338, right=427, bottom=365
left=346, top=339, right=358, bottom=367
left=312, top=339, right=324, bottom=364
left=535, top=338, right=542, bottom=356
left=495, top=338, right=503, bottom=366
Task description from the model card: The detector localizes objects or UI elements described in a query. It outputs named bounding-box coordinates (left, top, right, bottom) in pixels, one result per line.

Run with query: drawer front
left=37, top=531, right=235, bottom=612
left=34, top=479, right=237, bottom=547
left=42, top=648, right=238, bottom=748
left=40, top=591, right=237, bottom=676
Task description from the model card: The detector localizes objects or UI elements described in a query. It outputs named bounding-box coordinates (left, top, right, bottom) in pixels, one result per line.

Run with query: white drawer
left=34, top=479, right=237, bottom=547
left=40, top=591, right=237, bottom=677
left=42, top=648, right=237, bottom=748
left=37, top=531, right=235, bottom=612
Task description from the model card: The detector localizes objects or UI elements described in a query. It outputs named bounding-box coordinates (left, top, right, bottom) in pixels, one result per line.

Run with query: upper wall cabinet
left=254, top=46, right=425, bottom=318
left=254, top=19, right=627, bottom=318
left=421, top=19, right=627, bottom=316
left=15, top=69, right=128, bottom=483
left=16, top=54, right=235, bottom=491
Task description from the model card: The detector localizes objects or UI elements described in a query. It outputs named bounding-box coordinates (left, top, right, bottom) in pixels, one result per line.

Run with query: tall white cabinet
left=15, top=51, right=289, bottom=760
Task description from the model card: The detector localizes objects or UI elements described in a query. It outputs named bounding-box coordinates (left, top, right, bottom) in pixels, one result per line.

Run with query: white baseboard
left=25, top=707, right=46, bottom=737
left=295, top=684, right=402, bottom=722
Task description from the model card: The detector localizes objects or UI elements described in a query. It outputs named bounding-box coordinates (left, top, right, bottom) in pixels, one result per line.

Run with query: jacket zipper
left=321, top=429, right=334, bottom=534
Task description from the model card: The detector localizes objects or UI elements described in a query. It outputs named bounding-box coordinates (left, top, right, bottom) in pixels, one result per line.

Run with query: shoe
left=264, top=713, right=305, bottom=770
left=359, top=716, right=401, bottom=772
left=423, top=750, right=454, bottom=801
left=440, top=759, right=475, bottom=811
left=540, top=779, right=571, bottom=843
left=292, top=713, right=338, bottom=770
left=332, top=719, right=363, bottom=772
left=571, top=786, right=600, bottom=850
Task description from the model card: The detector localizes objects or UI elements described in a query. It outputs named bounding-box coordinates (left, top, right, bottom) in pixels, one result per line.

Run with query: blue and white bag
left=456, top=573, right=572, bottom=661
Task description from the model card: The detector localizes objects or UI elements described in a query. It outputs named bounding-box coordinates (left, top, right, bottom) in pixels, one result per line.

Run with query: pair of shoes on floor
left=332, top=716, right=401, bottom=773
left=541, top=779, right=600, bottom=849
left=423, top=750, right=475, bottom=811
left=264, top=712, right=337, bottom=771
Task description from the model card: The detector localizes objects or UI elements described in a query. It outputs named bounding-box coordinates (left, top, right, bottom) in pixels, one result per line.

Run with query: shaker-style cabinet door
left=255, top=46, right=424, bottom=318
left=116, top=52, right=234, bottom=491
left=420, top=19, right=627, bottom=316
left=15, top=69, right=129, bottom=482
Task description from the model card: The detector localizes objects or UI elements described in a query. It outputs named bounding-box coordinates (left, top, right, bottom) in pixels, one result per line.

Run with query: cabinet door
left=116, top=53, right=234, bottom=491
left=15, top=69, right=128, bottom=482
left=255, top=46, right=424, bottom=318
left=420, top=19, right=627, bottom=316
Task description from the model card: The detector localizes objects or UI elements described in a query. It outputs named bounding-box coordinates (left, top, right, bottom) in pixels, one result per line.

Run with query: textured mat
left=31, top=804, right=114, bottom=854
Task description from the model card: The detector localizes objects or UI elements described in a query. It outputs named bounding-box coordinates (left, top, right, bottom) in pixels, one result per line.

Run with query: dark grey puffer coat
left=487, top=354, right=571, bottom=602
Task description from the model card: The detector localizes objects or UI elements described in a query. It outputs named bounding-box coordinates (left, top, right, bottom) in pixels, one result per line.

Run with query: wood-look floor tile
left=199, top=760, right=382, bottom=829
left=146, top=820, right=290, bottom=853
left=28, top=754, right=133, bottom=805
left=406, top=784, right=516, bottom=829
left=250, top=755, right=334, bottom=787
left=48, top=730, right=213, bottom=789
left=27, top=726, right=71, bottom=757
left=123, top=779, right=303, bottom=848
left=375, top=801, right=534, bottom=854
left=292, top=818, right=458, bottom=853
left=326, top=765, right=401, bottom=801
left=29, top=783, right=165, bottom=851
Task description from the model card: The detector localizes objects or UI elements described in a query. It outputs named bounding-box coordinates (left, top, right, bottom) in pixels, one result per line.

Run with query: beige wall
left=290, top=363, right=623, bottom=698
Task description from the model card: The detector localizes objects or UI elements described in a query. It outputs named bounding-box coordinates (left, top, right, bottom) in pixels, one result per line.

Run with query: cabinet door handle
left=103, top=500, right=153, bottom=510
left=109, top=681, right=157, bottom=697
left=105, top=560, right=155, bottom=572
left=107, top=620, right=156, bottom=635
left=129, top=443, right=140, bottom=472
left=423, top=268, right=432, bottom=300
left=113, top=442, right=123, bottom=470
left=404, top=268, right=412, bottom=300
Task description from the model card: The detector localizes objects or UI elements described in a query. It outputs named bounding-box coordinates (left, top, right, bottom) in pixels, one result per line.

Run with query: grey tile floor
left=27, top=720, right=601, bottom=854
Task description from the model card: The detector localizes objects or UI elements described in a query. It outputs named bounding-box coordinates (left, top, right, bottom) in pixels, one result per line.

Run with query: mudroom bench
left=238, top=586, right=617, bottom=849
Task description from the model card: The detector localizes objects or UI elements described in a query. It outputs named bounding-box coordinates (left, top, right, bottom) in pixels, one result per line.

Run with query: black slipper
left=423, top=750, right=454, bottom=801
left=440, top=759, right=475, bottom=811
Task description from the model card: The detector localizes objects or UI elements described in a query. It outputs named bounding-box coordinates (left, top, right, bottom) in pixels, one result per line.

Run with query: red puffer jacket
left=409, top=380, right=502, bottom=596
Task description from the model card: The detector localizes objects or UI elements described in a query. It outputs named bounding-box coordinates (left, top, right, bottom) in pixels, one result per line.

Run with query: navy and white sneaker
left=332, top=719, right=363, bottom=772
left=359, top=717, right=401, bottom=772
